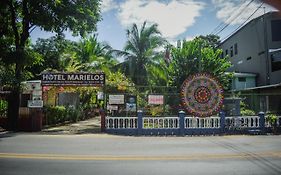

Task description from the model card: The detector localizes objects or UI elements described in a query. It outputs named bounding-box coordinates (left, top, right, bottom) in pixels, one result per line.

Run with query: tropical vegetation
left=0, top=1, right=235, bottom=129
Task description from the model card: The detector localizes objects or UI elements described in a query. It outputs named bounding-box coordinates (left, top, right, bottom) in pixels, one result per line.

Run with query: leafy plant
left=240, top=100, right=255, bottom=116
left=266, top=114, right=278, bottom=127
left=0, top=100, right=8, bottom=118
left=45, top=106, right=67, bottom=125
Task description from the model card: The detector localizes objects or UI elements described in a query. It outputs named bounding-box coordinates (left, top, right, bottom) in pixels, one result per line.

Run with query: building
left=219, top=12, right=281, bottom=114
left=220, top=11, right=281, bottom=87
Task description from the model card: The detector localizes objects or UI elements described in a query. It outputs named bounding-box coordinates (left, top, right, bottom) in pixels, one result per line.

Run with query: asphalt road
left=1, top=133, right=281, bottom=175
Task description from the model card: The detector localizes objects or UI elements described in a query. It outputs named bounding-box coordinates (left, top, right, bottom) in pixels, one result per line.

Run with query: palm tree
left=75, top=35, right=117, bottom=72
left=115, top=21, right=166, bottom=86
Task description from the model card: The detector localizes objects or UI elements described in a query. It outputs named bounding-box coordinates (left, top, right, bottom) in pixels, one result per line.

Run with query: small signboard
left=107, top=105, right=118, bottom=111
left=126, top=103, right=136, bottom=112
left=28, top=100, right=43, bottom=108
left=148, top=95, right=164, bottom=105
left=109, top=95, right=124, bottom=104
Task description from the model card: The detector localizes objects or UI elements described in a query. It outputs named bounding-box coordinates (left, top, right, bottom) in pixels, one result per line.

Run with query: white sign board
left=109, top=95, right=124, bottom=104
left=107, top=105, right=118, bottom=111
left=148, top=95, right=164, bottom=105
left=28, top=100, right=43, bottom=108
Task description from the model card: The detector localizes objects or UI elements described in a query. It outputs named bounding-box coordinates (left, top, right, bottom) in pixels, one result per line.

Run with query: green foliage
left=266, top=113, right=278, bottom=127
left=105, top=70, right=136, bottom=94
left=66, top=106, right=82, bottom=122
left=240, top=109, right=255, bottom=116
left=0, top=100, right=8, bottom=118
left=45, top=106, right=67, bottom=125
left=45, top=105, right=84, bottom=125
left=168, top=37, right=232, bottom=89
left=240, top=100, right=255, bottom=116
left=115, top=21, right=166, bottom=85
left=148, top=105, right=163, bottom=116
left=31, top=36, right=75, bottom=76
left=74, top=35, right=117, bottom=70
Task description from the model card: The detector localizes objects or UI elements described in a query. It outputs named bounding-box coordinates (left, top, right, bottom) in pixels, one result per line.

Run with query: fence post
left=220, top=111, right=225, bottom=134
left=100, top=109, right=106, bottom=132
left=179, top=111, right=185, bottom=136
left=259, top=112, right=265, bottom=134
left=137, top=110, right=143, bottom=135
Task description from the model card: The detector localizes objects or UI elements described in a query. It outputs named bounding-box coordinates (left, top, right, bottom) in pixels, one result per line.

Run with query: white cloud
left=100, top=0, right=118, bottom=13
left=212, top=0, right=275, bottom=25
left=117, top=0, right=205, bottom=39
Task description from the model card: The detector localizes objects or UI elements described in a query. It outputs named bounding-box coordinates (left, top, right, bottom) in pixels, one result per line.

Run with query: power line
left=213, top=0, right=255, bottom=36
left=221, top=2, right=264, bottom=42
left=210, top=0, right=249, bottom=35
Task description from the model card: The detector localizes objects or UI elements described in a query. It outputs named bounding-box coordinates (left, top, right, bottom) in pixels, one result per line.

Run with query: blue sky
left=31, top=0, right=275, bottom=51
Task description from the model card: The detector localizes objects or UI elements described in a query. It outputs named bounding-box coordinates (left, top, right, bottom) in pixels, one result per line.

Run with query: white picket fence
left=143, top=116, right=179, bottom=129
left=185, top=116, right=220, bottom=128
left=225, top=116, right=260, bottom=128
left=106, top=117, right=138, bottom=129
left=105, top=115, right=281, bottom=130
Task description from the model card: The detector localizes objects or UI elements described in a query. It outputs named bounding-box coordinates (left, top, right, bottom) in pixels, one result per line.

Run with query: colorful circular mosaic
left=181, top=73, right=224, bottom=117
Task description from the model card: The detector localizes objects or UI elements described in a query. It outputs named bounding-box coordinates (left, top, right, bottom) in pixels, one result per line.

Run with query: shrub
left=66, top=106, right=82, bottom=122
left=241, top=109, right=255, bottom=116
left=0, top=100, right=8, bottom=118
left=266, top=114, right=277, bottom=127
left=45, top=106, right=67, bottom=125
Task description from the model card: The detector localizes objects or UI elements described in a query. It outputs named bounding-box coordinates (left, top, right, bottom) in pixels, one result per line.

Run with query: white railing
left=265, top=116, right=281, bottom=127
left=106, top=117, right=138, bottom=129
left=185, top=116, right=220, bottom=128
left=225, top=116, right=260, bottom=128
left=143, top=116, right=179, bottom=129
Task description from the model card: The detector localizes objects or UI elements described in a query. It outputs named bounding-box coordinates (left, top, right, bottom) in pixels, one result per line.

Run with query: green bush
left=266, top=114, right=277, bottom=127
left=66, top=106, right=82, bottom=122
left=241, top=109, right=255, bottom=116
left=45, top=106, right=67, bottom=125
left=0, top=100, right=8, bottom=118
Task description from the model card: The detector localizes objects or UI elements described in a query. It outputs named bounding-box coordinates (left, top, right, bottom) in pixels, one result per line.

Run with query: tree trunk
left=7, top=89, right=20, bottom=131
left=7, top=58, right=23, bottom=131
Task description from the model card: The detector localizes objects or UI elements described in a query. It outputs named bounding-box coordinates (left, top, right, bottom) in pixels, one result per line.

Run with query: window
left=238, top=77, right=246, bottom=82
left=271, top=52, right=281, bottom=72
left=271, top=20, right=281, bottom=41
left=234, top=43, right=238, bottom=55
left=225, top=49, right=228, bottom=56
left=230, top=46, right=233, bottom=57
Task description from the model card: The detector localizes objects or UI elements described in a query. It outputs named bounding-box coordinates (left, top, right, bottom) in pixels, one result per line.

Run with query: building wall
left=220, top=12, right=281, bottom=86
left=268, top=13, right=281, bottom=85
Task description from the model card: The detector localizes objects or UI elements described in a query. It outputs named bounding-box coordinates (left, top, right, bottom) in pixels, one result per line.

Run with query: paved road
left=1, top=133, right=281, bottom=175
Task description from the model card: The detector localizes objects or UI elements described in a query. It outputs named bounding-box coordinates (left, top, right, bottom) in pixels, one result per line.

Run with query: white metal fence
left=225, top=116, right=260, bottom=129
left=106, top=117, right=138, bottom=129
left=105, top=115, right=281, bottom=130
left=185, top=116, right=220, bottom=128
left=143, top=116, right=179, bottom=129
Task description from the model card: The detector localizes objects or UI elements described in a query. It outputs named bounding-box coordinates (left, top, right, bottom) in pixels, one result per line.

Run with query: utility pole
left=263, top=6, right=270, bottom=85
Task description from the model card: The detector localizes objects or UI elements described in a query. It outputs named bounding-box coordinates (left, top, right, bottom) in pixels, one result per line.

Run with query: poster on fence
left=148, top=95, right=164, bottom=105
left=109, top=95, right=124, bottom=104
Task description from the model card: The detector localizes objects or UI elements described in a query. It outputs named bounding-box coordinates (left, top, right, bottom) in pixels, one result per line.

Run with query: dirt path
left=41, top=117, right=101, bottom=134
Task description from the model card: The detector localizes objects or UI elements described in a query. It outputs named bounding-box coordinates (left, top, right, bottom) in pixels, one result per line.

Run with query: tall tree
left=31, top=36, right=75, bottom=77
left=74, top=35, right=117, bottom=71
left=115, top=21, right=166, bottom=86
left=0, top=0, right=101, bottom=130
left=168, top=37, right=232, bottom=90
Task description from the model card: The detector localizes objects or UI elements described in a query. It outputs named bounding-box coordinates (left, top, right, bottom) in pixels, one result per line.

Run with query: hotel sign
left=41, top=72, right=105, bottom=86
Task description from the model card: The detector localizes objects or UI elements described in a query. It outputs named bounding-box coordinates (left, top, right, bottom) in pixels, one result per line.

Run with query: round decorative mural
left=180, top=73, right=224, bottom=117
